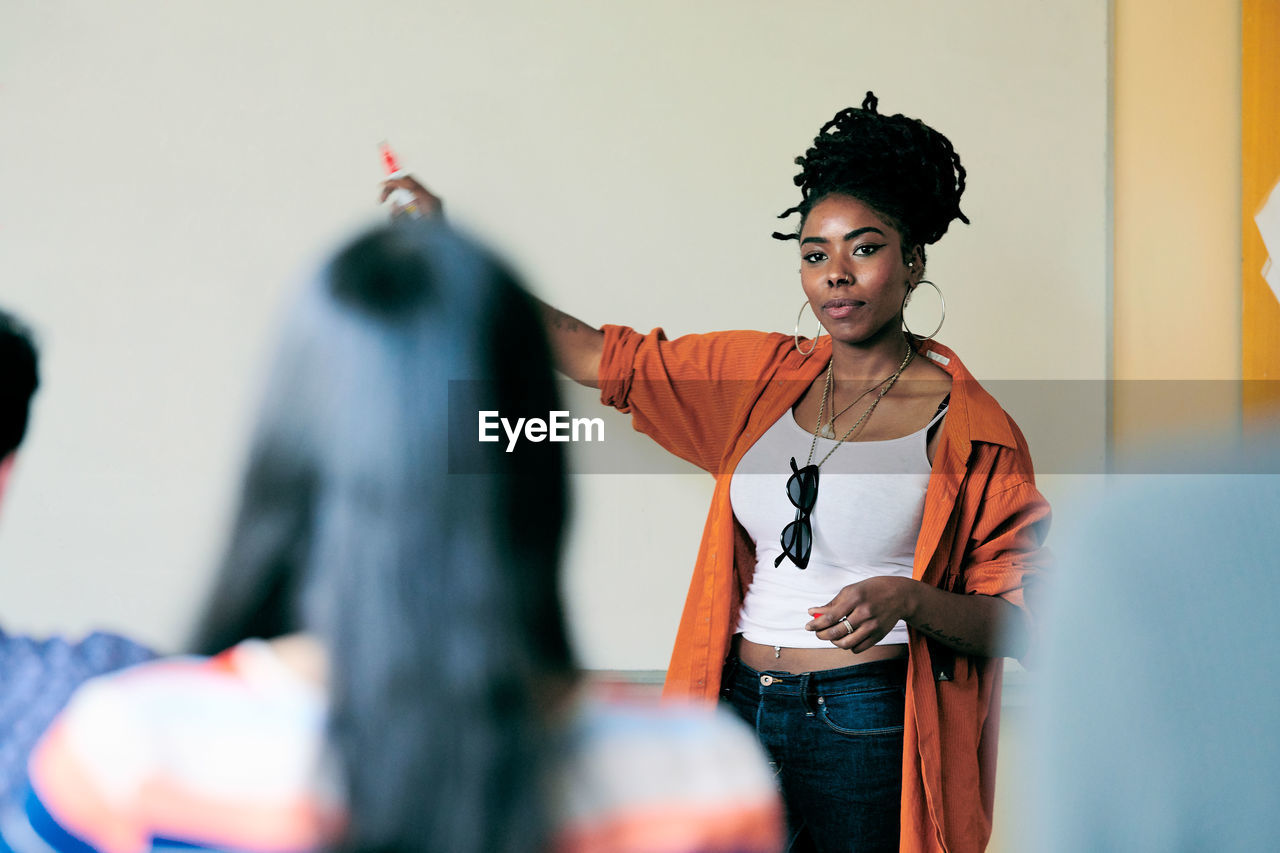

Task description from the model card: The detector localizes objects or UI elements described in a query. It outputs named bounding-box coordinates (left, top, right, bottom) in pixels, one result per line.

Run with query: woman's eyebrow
left=800, top=226, right=886, bottom=245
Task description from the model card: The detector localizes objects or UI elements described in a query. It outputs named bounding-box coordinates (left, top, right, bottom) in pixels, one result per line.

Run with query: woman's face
left=798, top=193, right=921, bottom=347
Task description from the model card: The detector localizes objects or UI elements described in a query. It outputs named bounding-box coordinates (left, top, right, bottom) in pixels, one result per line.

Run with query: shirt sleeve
left=959, top=436, right=1053, bottom=664
left=962, top=476, right=1052, bottom=608
left=596, top=325, right=784, bottom=473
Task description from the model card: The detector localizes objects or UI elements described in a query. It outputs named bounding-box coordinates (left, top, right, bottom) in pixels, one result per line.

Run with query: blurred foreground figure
left=1028, top=441, right=1280, bottom=851
left=0, top=223, right=783, bottom=853
left=0, top=310, right=153, bottom=807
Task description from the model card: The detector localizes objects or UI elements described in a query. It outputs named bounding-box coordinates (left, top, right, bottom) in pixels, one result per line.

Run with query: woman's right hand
left=380, top=174, right=445, bottom=219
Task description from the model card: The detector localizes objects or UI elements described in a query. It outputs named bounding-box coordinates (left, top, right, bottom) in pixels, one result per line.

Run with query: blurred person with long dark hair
left=0, top=223, right=783, bottom=853
left=0, top=309, right=153, bottom=807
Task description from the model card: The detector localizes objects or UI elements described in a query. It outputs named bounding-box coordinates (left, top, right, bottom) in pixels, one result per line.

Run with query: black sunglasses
left=775, top=456, right=820, bottom=569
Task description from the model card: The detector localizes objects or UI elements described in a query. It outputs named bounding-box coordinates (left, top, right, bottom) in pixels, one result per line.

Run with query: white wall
left=0, top=1, right=1109, bottom=667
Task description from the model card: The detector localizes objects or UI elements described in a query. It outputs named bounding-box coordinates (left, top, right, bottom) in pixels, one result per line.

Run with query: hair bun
left=773, top=93, right=968, bottom=252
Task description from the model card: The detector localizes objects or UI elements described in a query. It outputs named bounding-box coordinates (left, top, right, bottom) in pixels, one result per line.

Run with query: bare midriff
left=735, top=634, right=908, bottom=675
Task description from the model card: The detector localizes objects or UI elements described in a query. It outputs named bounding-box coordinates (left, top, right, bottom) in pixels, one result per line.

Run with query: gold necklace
left=806, top=344, right=915, bottom=469
left=818, top=372, right=897, bottom=439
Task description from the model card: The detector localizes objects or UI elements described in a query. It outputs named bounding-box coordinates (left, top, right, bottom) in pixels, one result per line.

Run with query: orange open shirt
left=598, top=326, right=1051, bottom=853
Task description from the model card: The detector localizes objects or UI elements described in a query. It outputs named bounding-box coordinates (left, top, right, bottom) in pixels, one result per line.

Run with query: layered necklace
left=817, top=364, right=901, bottom=439
left=776, top=343, right=915, bottom=571
left=808, top=343, right=915, bottom=465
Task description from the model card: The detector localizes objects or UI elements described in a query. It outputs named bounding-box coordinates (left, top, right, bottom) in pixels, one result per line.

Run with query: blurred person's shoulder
left=553, top=688, right=784, bottom=853
left=0, top=626, right=153, bottom=717
left=0, top=628, right=154, bottom=715
left=57, top=638, right=323, bottom=711
left=35, top=639, right=328, bottom=792
left=18, top=640, right=338, bottom=853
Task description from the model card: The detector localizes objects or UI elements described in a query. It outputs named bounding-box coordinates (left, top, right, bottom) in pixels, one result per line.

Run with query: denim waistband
left=723, top=655, right=908, bottom=698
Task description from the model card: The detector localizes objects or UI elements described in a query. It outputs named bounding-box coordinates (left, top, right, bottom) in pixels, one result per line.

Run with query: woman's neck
left=828, top=332, right=914, bottom=384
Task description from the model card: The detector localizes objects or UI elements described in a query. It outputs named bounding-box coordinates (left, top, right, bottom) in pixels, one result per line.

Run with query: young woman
left=0, top=223, right=783, bottom=853
left=385, top=92, right=1050, bottom=853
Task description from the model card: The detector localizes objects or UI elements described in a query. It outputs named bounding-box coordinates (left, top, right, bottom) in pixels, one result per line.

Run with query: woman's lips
left=823, top=299, right=864, bottom=319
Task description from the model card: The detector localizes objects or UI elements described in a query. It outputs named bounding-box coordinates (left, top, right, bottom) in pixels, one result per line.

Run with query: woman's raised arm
left=380, top=175, right=603, bottom=388
left=531, top=298, right=603, bottom=388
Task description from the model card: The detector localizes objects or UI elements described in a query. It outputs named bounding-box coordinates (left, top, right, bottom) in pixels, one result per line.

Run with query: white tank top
left=730, top=403, right=946, bottom=649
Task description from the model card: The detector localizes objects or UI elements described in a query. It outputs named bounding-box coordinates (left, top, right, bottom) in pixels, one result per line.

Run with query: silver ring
left=840, top=616, right=855, bottom=637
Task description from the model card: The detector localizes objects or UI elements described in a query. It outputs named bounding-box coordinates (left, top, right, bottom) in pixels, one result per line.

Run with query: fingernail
left=812, top=612, right=823, bottom=618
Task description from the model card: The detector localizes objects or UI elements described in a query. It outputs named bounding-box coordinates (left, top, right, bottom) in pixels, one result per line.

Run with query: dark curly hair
left=773, top=92, right=969, bottom=264
left=0, top=309, right=39, bottom=458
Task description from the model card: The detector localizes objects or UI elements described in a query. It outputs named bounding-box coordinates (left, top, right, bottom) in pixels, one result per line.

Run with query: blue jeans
left=720, top=655, right=906, bottom=853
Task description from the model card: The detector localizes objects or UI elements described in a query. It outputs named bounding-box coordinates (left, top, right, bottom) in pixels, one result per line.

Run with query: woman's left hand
left=806, top=577, right=919, bottom=653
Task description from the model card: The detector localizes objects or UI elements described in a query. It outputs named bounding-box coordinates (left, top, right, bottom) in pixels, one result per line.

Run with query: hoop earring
left=901, top=279, right=945, bottom=341
left=794, top=300, right=824, bottom=356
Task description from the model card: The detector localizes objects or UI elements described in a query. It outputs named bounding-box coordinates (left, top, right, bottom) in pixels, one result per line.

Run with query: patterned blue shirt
left=0, top=627, right=154, bottom=806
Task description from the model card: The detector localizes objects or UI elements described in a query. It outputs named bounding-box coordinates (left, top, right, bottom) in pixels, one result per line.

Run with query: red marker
left=380, top=141, right=421, bottom=219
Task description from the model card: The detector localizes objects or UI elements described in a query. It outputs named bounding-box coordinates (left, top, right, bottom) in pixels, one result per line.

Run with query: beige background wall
left=0, top=1, right=1109, bottom=668
left=1111, top=0, right=1242, bottom=448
